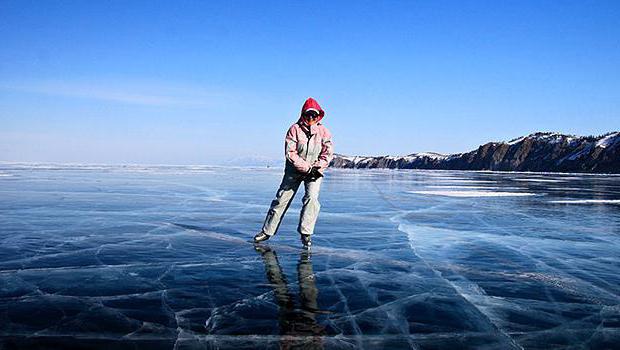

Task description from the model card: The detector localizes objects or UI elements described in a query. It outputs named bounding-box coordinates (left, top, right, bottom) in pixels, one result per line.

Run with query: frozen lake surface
left=1, top=164, right=619, bottom=349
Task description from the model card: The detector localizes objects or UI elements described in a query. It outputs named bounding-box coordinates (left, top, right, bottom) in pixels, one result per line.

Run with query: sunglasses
left=304, top=111, right=319, bottom=118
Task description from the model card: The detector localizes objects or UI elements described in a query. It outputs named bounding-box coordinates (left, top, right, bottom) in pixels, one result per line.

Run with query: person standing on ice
left=254, top=97, right=334, bottom=248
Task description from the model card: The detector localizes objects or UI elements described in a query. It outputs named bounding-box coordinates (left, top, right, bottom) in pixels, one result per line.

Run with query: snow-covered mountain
left=221, top=155, right=284, bottom=167
left=330, top=131, right=620, bottom=173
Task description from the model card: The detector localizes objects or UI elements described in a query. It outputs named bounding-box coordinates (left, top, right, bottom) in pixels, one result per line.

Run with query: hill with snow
left=330, top=132, right=620, bottom=173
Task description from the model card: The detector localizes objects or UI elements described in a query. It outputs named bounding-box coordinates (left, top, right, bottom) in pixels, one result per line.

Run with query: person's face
left=304, top=111, right=319, bottom=125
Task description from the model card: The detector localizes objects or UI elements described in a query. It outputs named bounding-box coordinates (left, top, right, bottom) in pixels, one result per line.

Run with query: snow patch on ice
left=407, top=190, right=537, bottom=197
left=435, top=179, right=498, bottom=184
left=425, top=185, right=501, bottom=190
left=512, top=178, right=565, bottom=183
left=549, top=199, right=620, bottom=205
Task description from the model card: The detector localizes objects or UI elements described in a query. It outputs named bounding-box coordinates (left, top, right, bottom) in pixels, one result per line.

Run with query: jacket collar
left=297, top=117, right=319, bottom=135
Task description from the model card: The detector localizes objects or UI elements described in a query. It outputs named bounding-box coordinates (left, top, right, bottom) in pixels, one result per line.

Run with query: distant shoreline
left=1, top=161, right=619, bottom=176
left=330, top=131, right=620, bottom=174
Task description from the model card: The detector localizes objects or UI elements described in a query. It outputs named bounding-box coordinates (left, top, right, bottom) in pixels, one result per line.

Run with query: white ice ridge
left=512, top=178, right=565, bottom=183
left=392, top=219, right=524, bottom=349
left=433, top=179, right=497, bottom=184
left=549, top=199, right=620, bottom=205
left=425, top=185, right=503, bottom=190
left=406, top=190, right=536, bottom=197
left=396, top=219, right=620, bottom=348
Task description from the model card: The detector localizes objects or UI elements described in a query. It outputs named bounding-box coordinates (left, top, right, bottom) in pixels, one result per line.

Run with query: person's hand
left=307, top=166, right=323, bottom=180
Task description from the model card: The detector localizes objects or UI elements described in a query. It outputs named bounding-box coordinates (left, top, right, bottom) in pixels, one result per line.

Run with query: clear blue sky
left=1, top=0, right=618, bottom=164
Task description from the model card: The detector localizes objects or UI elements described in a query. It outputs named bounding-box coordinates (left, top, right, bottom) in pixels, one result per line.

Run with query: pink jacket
left=284, top=97, right=334, bottom=175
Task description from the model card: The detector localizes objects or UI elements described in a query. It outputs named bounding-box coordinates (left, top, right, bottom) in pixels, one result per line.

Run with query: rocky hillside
left=329, top=132, right=620, bottom=173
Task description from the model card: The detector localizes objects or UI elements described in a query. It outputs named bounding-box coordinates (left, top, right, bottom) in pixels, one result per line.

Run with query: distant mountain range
left=329, top=132, right=620, bottom=173
left=221, top=155, right=283, bottom=167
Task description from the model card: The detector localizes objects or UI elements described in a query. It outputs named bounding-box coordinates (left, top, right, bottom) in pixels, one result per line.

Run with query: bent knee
left=271, top=194, right=294, bottom=208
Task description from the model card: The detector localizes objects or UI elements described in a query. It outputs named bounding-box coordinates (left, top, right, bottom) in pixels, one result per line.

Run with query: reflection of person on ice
left=254, top=245, right=325, bottom=348
left=254, top=97, right=334, bottom=248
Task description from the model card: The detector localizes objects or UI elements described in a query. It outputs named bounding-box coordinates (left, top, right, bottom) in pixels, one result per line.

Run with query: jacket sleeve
left=285, top=126, right=312, bottom=173
left=314, top=127, right=334, bottom=172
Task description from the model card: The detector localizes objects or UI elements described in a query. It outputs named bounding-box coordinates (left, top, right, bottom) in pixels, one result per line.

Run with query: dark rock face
left=329, top=132, right=620, bottom=174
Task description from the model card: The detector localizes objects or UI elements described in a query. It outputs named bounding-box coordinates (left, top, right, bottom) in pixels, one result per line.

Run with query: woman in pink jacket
left=254, top=97, right=334, bottom=248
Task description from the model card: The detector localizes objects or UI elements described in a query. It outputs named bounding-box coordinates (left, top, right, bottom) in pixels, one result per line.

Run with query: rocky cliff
left=329, top=132, right=620, bottom=173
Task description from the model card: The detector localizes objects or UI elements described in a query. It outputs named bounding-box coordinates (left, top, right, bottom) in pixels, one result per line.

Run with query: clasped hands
left=305, top=165, right=323, bottom=180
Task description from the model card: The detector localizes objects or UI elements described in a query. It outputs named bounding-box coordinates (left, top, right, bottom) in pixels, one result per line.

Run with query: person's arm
left=313, top=128, right=334, bottom=173
left=285, top=126, right=312, bottom=173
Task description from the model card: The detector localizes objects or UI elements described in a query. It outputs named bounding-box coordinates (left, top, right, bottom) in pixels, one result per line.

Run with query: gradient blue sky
left=1, top=1, right=619, bottom=165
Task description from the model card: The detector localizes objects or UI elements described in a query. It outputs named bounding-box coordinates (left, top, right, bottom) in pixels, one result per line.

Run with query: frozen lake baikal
left=0, top=164, right=619, bottom=349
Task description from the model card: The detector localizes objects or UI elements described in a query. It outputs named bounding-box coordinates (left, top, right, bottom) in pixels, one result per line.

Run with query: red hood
left=298, top=97, right=325, bottom=126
